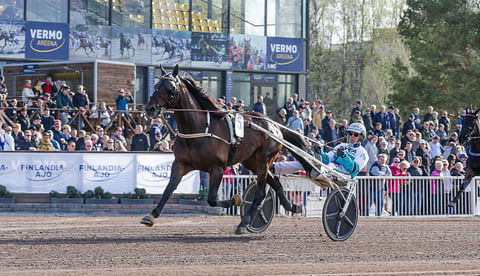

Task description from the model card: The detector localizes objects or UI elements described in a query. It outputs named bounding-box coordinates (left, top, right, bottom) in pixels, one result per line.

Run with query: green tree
left=390, top=0, right=480, bottom=116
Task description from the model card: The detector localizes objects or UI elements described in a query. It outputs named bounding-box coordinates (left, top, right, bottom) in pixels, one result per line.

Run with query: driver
left=273, top=123, right=369, bottom=182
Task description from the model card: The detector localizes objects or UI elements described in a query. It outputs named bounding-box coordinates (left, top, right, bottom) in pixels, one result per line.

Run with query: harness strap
left=467, top=146, right=480, bottom=157
left=177, top=111, right=232, bottom=145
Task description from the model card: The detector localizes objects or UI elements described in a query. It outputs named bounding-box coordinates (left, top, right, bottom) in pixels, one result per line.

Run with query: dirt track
left=0, top=216, right=479, bottom=275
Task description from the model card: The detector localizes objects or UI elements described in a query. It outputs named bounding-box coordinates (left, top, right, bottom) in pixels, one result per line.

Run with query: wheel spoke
left=344, top=216, right=355, bottom=228
left=244, top=200, right=253, bottom=205
left=326, top=211, right=340, bottom=219
left=264, top=195, right=273, bottom=202
left=335, top=220, right=342, bottom=237
left=259, top=210, right=268, bottom=223
left=334, top=195, right=343, bottom=209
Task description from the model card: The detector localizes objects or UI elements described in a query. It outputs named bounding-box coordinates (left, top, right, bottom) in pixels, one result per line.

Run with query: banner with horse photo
left=229, top=34, right=267, bottom=70
left=111, top=27, right=151, bottom=64
left=191, top=32, right=230, bottom=69
left=152, top=29, right=191, bottom=67
left=0, top=20, right=25, bottom=59
left=69, top=24, right=111, bottom=61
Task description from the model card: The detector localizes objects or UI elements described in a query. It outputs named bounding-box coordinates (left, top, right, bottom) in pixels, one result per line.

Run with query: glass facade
left=152, top=0, right=190, bottom=31
left=267, top=0, right=302, bottom=38
left=26, top=0, right=68, bottom=23
left=276, top=74, right=297, bottom=108
left=0, top=0, right=23, bottom=20
left=112, top=0, right=150, bottom=28
left=70, top=0, right=110, bottom=26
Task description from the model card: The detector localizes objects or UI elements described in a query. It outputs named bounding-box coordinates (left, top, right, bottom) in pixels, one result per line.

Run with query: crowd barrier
left=219, top=175, right=480, bottom=217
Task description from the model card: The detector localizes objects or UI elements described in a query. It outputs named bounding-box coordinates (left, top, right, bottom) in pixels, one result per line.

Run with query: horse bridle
left=154, top=73, right=179, bottom=109
left=462, top=113, right=480, bottom=142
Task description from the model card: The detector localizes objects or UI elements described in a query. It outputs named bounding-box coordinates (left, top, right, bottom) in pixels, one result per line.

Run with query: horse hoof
left=291, top=204, right=303, bottom=214
left=232, top=194, right=243, bottom=206
left=140, top=214, right=154, bottom=227
left=235, top=226, right=247, bottom=235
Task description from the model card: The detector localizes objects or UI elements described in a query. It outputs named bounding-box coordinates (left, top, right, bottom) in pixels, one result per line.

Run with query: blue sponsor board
left=25, top=21, right=69, bottom=61
left=266, top=37, right=303, bottom=72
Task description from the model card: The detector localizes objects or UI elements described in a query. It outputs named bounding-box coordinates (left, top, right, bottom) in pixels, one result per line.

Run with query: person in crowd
left=22, top=80, right=35, bottom=104
left=114, top=140, right=128, bottom=152
left=439, top=111, right=450, bottom=134
left=41, top=77, right=57, bottom=97
left=149, top=120, right=162, bottom=151
left=362, top=107, right=373, bottom=132
left=411, top=131, right=422, bottom=152
left=5, top=98, right=17, bottom=121
left=378, top=138, right=390, bottom=162
left=368, top=153, right=391, bottom=216
left=31, top=115, right=42, bottom=133
left=312, top=105, right=325, bottom=133
left=0, top=75, right=7, bottom=95
left=350, top=100, right=363, bottom=121
left=84, top=140, right=94, bottom=151
left=407, top=157, right=427, bottom=215
left=11, top=123, right=23, bottom=145
left=396, top=149, right=406, bottom=163
left=350, top=110, right=363, bottom=124
left=274, top=108, right=287, bottom=125
left=153, top=140, right=170, bottom=152
left=284, top=97, right=295, bottom=119
left=41, top=108, right=55, bottom=131
left=423, top=106, right=434, bottom=122
left=373, top=105, right=387, bottom=131
left=429, top=136, right=443, bottom=159
left=89, top=102, right=111, bottom=128
left=16, top=129, right=36, bottom=151
left=42, top=93, right=56, bottom=110
left=308, top=125, right=321, bottom=140
left=67, top=129, right=78, bottom=144
left=104, top=139, right=115, bottom=151
left=364, top=135, right=378, bottom=171
left=286, top=110, right=304, bottom=133
left=436, top=123, right=448, bottom=146
left=252, top=95, right=266, bottom=115
left=51, top=120, right=66, bottom=144
left=450, top=162, right=465, bottom=176
left=373, top=122, right=385, bottom=138
left=76, top=130, right=87, bottom=150
left=386, top=106, right=396, bottom=135
left=115, top=89, right=133, bottom=115
left=65, top=141, right=76, bottom=152
left=90, top=134, right=102, bottom=151
left=322, top=119, right=339, bottom=150
left=420, top=121, right=431, bottom=142
left=386, top=135, right=396, bottom=151
left=404, top=141, right=417, bottom=163
left=62, top=125, right=72, bottom=141
left=338, top=120, right=348, bottom=143
left=111, top=127, right=127, bottom=145
left=416, top=139, right=431, bottom=174
left=16, top=108, right=30, bottom=131
left=32, top=80, right=43, bottom=96
left=56, top=84, right=74, bottom=125
left=46, top=130, right=60, bottom=151
left=386, top=157, right=400, bottom=215
left=131, top=125, right=150, bottom=151
left=2, top=126, right=15, bottom=151
left=389, top=139, right=402, bottom=163
left=430, top=111, right=439, bottom=128
left=95, top=127, right=105, bottom=146
left=321, top=110, right=333, bottom=134
left=429, top=160, right=444, bottom=215
left=36, top=131, right=55, bottom=151
left=402, top=114, right=416, bottom=137
left=72, top=85, right=89, bottom=129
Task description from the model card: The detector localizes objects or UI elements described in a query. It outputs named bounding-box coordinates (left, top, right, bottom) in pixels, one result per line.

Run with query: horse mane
left=179, top=75, right=222, bottom=112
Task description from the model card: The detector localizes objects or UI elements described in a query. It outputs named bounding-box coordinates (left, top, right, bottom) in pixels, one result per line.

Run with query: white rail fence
left=219, top=175, right=480, bottom=217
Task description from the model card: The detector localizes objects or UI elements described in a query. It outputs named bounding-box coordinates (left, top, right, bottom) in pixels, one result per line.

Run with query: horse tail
left=278, top=126, right=315, bottom=174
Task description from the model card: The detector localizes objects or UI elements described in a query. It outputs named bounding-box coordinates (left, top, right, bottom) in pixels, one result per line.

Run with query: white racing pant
left=274, top=161, right=305, bottom=175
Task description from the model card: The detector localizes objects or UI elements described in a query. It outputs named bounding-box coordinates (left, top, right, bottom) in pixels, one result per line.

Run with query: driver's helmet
left=347, top=122, right=366, bottom=137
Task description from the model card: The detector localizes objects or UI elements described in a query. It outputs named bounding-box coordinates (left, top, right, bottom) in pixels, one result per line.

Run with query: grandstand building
left=0, top=0, right=309, bottom=113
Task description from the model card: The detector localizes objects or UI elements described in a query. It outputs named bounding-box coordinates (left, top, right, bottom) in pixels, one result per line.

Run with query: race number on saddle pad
left=235, top=114, right=244, bottom=138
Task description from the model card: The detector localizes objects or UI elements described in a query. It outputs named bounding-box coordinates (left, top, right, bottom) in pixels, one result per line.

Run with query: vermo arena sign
left=25, top=21, right=69, bottom=61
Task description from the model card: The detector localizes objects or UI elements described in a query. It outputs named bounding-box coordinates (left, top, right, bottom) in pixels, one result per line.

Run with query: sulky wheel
left=240, top=181, right=275, bottom=234
left=322, top=188, right=358, bottom=241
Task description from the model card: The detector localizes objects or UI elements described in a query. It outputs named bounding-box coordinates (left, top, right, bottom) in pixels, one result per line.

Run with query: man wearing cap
left=16, top=130, right=36, bottom=151
left=0, top=75, right=7, bottom=95
left=350, top=100, right=363, bottom=122
left=402, top=114, right=416, bottom=136
left=37, top=131, right=55, bottom=151
left=16, top=108, right=30, bottom=131
left=387, top=106, right=396, bottom=135
left=41, top=108, right=55, bottom=131
left=252, top=95, right=266, bottom=115
left=56, top=85, right=74, bottom=125
left=416, top=139, right=431, bottom=173
left=274, top=108, right=287, bottom=125
left=286, top=110, right=304, bottom=133
left=312, top=105, right=325, bottom=133
left=321, top=110, right=332, bottom=133
left=284, top=97, right=295, bottom=119
left=151, top=130, right=163, bottom=151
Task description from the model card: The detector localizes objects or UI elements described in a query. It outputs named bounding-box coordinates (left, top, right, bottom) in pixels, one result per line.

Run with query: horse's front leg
left=206, top=167, right=242, bottom=209
left=141, top=161, right=190, bottom=226
left=449, top=169, right=474, bottom=207
left=236, top=164, right=268, bottom=234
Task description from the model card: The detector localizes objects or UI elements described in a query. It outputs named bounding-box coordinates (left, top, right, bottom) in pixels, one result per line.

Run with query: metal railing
left=219, top=175, right=479, bottom=217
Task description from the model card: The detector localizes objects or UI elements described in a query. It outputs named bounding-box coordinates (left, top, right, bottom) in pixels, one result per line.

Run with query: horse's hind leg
left=141, top=161, right=190, bottom=226
left=267, top=172, right=302, bottom=213
left=206, top=167, right=241, bottom=208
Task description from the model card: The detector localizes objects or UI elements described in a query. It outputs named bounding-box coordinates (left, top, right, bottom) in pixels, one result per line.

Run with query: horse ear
left=160, top=65, right=167, bottom=76
left=172, top=64, right=179, bottom=77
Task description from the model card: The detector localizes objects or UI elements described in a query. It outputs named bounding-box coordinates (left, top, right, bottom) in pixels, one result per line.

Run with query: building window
left=112, top=0, right=151, bottom=28
left=201, top=70, right=223, bottom=100
left=233, top=72, right=250, bottom=106
left=26, top=0, right=68, bottom=23
left=267, top=0, right=302, bottom=38
left=70, top=0, right=110, bottom=26
left=230, top=0, right=265, bottom=35
left=135, top=66, right=147, bottom=105
left=191, top=0, right=225, bottom=33
left=152, top=0, right=189, bottom=31
left=0, top=0, right=23, bottom=20
left=276, top=74, right=297, bottom=108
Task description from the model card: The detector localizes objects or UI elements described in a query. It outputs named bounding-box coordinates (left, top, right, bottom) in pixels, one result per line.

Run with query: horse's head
left=146, top=64, right=180, bottom=118
left=459, top=107, right=480, bottom=145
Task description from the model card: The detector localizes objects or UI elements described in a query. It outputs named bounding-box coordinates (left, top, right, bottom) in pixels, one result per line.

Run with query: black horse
left=120, top=33, right=135, bottom=58
left=142, top=65, right=312, bottom=234
left=449, top=107, right=480, bottom=207
left=137, top=33, right=147, bottom=49
left=75, top=38, right=95, bottom=55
